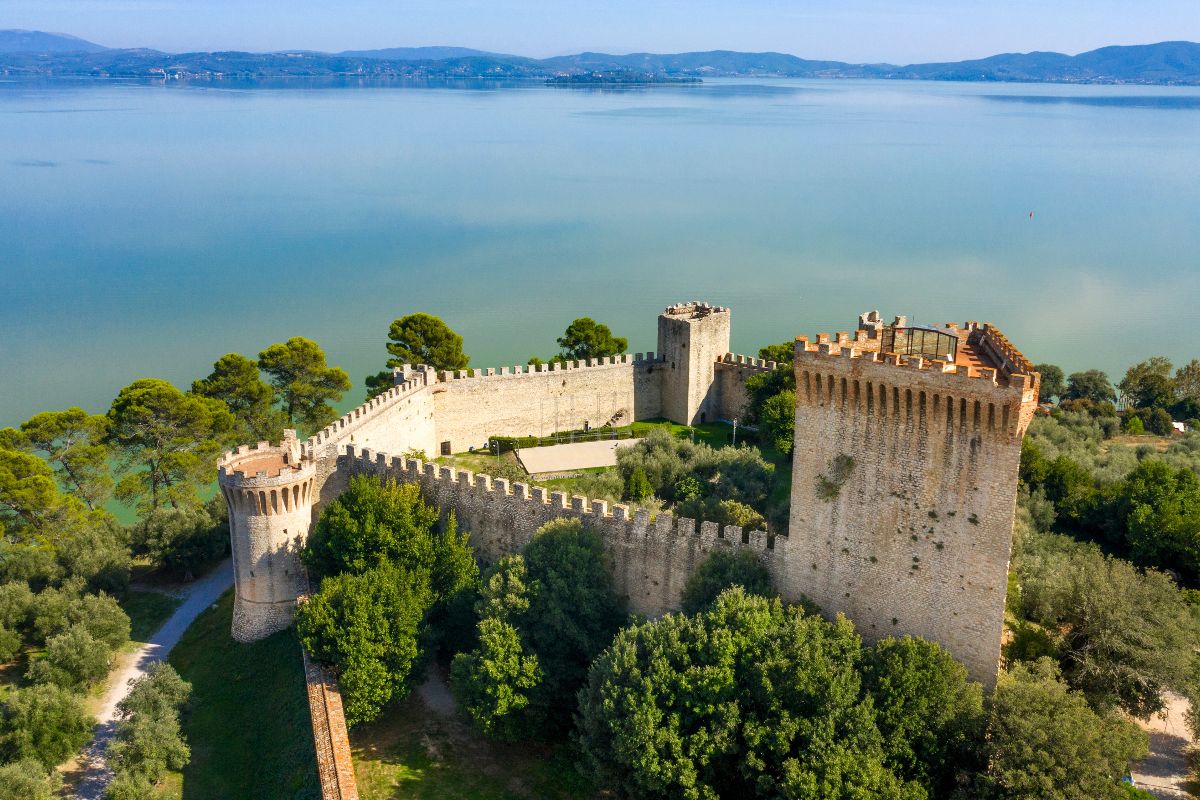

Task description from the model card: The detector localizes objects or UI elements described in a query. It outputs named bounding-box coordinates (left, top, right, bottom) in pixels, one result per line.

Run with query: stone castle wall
left=220, top=304, right=1037, bottom=690
left=344, top=446, right=779, bottom=617
left=786, top=328, right=1038, bottom=687
left=429, top=355, right=666, bottom=455
left=714, top=353, right=777, bottom=421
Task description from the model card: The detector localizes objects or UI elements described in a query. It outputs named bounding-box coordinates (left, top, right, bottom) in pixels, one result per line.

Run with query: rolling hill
left=1, top=31, right=1197, bottom=85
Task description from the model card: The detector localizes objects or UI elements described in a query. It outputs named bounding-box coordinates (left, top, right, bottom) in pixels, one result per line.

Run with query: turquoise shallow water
left=1, top=78, right=1198, bottom=427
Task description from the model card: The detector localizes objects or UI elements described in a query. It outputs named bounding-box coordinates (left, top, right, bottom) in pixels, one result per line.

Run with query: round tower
left=218, top=430, right=316, bottom=642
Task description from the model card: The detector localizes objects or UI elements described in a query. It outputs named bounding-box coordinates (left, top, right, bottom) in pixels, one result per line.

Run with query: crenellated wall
left=343, top=446, right=779, bottom=617
left=714, top=353, right=778, bottom=421
left=219, top=304, right=1043, bottom=800
left=221, top=304, right=1039, bottom=697
left=428, top=354, right=666, bottom=455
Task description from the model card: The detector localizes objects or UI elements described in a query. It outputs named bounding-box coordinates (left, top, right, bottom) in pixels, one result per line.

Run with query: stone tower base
left=231, top=596, right=297, bottom=643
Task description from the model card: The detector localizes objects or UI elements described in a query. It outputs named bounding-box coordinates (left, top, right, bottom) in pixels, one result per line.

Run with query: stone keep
left=786, top=323, right=1039, bottom=686
left=657, top=302, right=732, bottom=425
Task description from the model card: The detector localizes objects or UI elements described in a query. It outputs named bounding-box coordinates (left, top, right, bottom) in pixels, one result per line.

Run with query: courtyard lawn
left=167, top=591, right=319, bottom=800
left=352, top=668, right=595, bottom=800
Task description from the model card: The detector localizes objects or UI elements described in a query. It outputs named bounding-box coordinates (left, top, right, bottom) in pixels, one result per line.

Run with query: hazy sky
left=3, top=0, right=1196, bottom=62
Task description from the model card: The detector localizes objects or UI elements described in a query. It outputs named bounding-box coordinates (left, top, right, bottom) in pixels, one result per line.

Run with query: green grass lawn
left=120, top=589, right=183, bottom=644
left=167, top=591, right=319, bottom=800
left=352, top=671, right=594, bottom=800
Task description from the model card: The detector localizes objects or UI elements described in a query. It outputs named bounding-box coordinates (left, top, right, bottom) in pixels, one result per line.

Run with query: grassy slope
left=352, top=671, right=594, bottom=800
left=167, top=591, right=319, bottom=800
left=121, top=589, right=183, bottom=644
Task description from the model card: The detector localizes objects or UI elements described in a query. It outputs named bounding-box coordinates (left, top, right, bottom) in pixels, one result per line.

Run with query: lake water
left=2, top=78, right=1198, bottom=427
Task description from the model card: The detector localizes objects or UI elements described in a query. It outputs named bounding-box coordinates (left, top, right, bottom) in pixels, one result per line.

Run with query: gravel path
left=68, top=559, right=234, bottom=800
left=1132, top=692, right=1196, bottom=799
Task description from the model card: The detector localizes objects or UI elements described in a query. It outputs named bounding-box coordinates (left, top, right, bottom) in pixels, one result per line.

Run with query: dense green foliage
left=1063, top=369, right=1115, bottom=404
left=258, top=336, right=351, bottom=431
left=679, top=548, right=775, bottom=614
left=744, top=344, right=797, bottom=449
left=0, top=683, right=93, bottom=769
left=1012, top=515, right=1195, bottom=718
left=107, top=378, right=234, bottom=512
left=304, top=476, right=440, bottom=578
left=298, top=476, right=480, bottom=724
left=368, top=312, right=471, bottom=399
left=134, top=496, right=229, bottom=579
left=452, top=519, right=625, bottom=740
left=862, top=638, right=984, bottom=796
left=1033, top=363, right=1065, bottom=403
left=623, top=465, right=653, bottom=502
left=617, top=428, right=774, bottom=510
left=297, top=561, right=433, bottom=725
left=3, top=408, right=113, bottom=510
left=450, top=557, right=541, bottom=740
left=0, top=758, right=60, bottom=799
left=386, top=312, right=470, bottom=371
left=556, top=317, right=628, bottom=361
left=577, top=588, right=937, bottom=800
left=1021, top=411, right=1200, bottom=579
left=0, top=334, right=355, bottom=780
left=106, top=662, right=192, bottom=799
left=975, top=659, right=1147, bottom=800
left=191, top=352, right=286, bottom=443
left=759, top=389, right=797, bottom=455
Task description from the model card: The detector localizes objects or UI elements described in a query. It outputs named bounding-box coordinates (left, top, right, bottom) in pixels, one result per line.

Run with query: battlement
left=303, top=367, right=435, bottom=454
left=219, top=430, right=313, bottom=486
left=662, top=301, right=729, bottom=319
left=719, top=352, right=779, bottom=372
left=345, top=444, right=773, bottom=555
left=429, top=351, right=666, bottom=384
left=795, top=324, right=1035, bottom=395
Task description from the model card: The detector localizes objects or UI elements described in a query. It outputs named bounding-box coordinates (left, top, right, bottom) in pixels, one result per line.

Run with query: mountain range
left=2, top=30, right=1198, bottom=85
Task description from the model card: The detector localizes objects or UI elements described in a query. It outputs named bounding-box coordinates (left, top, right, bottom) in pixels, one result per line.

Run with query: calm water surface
left=2, top=78, right=1198, bottom=426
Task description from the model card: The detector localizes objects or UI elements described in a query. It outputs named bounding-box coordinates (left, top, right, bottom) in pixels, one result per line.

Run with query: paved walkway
left=68, top=559, right=234, bottom=800
left=516, top=438, right=642, bottom=475
left=1132, top=692, right=1196, bottom=799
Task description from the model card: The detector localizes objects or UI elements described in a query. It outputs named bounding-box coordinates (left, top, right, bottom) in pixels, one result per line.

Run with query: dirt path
left=1132, top=692, right=1196, bottom=799
left=66, top=559, right=234, bottom=800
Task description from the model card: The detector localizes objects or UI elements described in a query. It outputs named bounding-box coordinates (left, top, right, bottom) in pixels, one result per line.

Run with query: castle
left=218, top=303, right=1039, bottom=686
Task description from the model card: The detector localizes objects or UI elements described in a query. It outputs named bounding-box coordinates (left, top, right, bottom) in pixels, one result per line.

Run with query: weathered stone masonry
left=787, top=322, right=1038, bottom=686
left=219, top=304, right=1038, bottom=692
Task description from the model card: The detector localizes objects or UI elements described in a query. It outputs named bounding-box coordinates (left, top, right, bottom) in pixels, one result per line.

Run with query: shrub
left=0, top=683, right=94, bottom=769
left=680, top=548, right=774, bottom=614
left=980, top=659, right=1147, bottom=800
left=27, top=623, right=112, bottom=689
left=577, top=588, right=918, bottom=799
left=296, top=560, right=433, bottom=725
left=0, top=758, right=61, bottom=800
left=452, top=519, right=625, bottom=741
left=623, top=466, right=653, bottom=502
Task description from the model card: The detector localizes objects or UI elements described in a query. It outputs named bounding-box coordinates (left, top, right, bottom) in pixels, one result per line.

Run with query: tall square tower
left=657, top=302, right=731, bottom=425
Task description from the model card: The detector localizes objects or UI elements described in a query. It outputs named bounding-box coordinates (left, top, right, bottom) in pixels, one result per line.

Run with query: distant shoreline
left=1, top=36, right=1198, bottom=86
